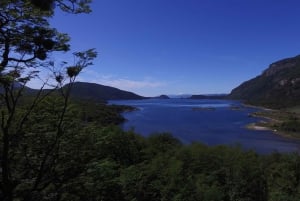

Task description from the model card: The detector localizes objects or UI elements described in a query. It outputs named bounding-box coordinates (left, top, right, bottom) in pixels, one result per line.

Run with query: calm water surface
left=110, top=99, right=300, bottom=153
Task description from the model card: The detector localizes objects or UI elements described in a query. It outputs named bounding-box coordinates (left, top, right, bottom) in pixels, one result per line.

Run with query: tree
left=30, top=0, right=92, bottom=13
left=0, top=0, right=96, bottom=200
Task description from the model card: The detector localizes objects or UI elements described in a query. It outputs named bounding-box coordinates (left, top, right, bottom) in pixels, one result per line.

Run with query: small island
left=155, top=95, right=170, bottom=99
left=190, top=94, right=227, bottom=99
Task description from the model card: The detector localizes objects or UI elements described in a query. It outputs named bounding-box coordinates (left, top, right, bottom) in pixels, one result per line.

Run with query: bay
left=110, top=99, right=300, bottom=153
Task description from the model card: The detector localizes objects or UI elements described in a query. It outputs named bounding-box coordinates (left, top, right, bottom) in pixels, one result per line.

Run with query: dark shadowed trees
left=0, top=0, right=95, bottom=200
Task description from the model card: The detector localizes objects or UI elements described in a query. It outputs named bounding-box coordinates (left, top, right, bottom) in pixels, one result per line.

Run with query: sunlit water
left=110, top=99, right=300, bottom=153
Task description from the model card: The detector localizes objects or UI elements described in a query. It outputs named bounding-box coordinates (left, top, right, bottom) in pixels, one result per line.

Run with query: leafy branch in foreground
left=30, top=0, right=92, bottom=13
left=0, top=1, right=95, bottom=200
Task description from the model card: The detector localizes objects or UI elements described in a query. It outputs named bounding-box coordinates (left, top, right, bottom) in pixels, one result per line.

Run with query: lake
left=110, top=99, right=300, bottom=153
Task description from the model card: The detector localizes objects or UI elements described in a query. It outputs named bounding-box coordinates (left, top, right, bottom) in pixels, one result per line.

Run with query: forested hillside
left=229, top=55, right=300, bottom=109
left=64, top=82, right=145, bottom=101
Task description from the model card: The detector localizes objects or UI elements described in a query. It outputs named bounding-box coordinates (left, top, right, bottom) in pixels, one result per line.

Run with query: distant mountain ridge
left=190, top=94, right=227, bottom=99
left=64, top=82, right=145, bottom=101
left=153, top=95, right=170, bottom=99
left=228, top=55, right=300, bottom=108
left=3, top=81, right=145, bottom=101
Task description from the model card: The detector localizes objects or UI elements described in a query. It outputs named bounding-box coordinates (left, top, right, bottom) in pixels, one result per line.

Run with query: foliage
left=75, top=100, right=135, bottom=125
left=60, top=129, right=298, bottom=201
left=2, top=92, right=300, bottom=201
left=252, top=110, right=300, bottom=138
left=0, top=0, right=95, bottom=200
left=279, top=116, right=300, bottom=133
left=30, top=0, right=92, bottom=13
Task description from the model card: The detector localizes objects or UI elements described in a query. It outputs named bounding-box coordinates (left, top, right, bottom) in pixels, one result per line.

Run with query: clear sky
left=45, top=0, right=300, bottom=96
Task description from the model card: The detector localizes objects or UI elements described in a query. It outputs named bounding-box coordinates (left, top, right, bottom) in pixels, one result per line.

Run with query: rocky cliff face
left=228, top=55, right=300, bottom=108
left=263, top=55, right=300, bottom=76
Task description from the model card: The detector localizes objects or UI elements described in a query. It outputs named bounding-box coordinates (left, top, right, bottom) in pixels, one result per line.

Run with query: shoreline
left=247, top=122, right=300, bottom=140
left=244, top=104, right=300, bottom=140
left=242, top=103, right=275, bottom=111
left=246, top=123, right=273, bottom=131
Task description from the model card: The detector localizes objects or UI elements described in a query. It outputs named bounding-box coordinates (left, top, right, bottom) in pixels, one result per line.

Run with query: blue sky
left=45, top=0, right=300, bottom=96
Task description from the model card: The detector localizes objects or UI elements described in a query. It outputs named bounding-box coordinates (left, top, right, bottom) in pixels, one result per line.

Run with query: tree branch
left=8, top=56, right=36, bottom=64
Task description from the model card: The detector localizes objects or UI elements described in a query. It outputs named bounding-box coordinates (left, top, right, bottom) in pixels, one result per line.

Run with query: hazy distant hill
left=168, top=94, right=192, bottom=98
left=0, top=82, right=37, bottom=94
left=190, top=94, right=227, bottom=99
left=64, top=82, right=145, bottom=101
left=0, top=81, right=145, bottom=101
left=153, top=95, right=170, bottom=99
left=228, top=55, right=300, bottom=108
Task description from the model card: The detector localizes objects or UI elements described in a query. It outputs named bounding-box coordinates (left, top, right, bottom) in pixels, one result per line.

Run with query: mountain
left=0, top=82, right=37, bottom=94
left=168, top=94, right=192, bottom=98
left=190, top=94, right=227, bottom=99
left=228, top=55, right=300, bottom=108
left=153, top=95, right=170, bottom=99
left=0, top=81, right=145, bottom=101
left=63, top=82, right=145, bottom=101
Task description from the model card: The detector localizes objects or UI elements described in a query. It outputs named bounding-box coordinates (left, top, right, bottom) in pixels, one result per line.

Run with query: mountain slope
left=63, top=82, right=145, bottom=101
left=0, top=82, right=37, bottom=94
left=228, top=55, right=300, bottom=108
